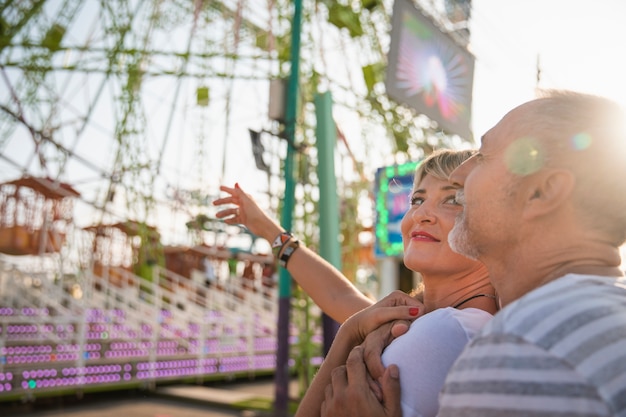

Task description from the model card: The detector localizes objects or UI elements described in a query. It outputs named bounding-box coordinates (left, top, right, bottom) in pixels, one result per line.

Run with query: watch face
left=272, top=232, right=293, bottom=249
left=279, top=241, right=300, bottom=267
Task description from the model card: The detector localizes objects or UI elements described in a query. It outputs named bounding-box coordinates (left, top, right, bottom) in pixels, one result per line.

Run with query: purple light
left=0, top=306, right=300, bottom=396
left=0, top=307, right=14, bottom=315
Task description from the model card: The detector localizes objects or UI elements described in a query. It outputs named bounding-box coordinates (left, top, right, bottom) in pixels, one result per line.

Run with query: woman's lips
left=411, top=231, right=439, bottom=242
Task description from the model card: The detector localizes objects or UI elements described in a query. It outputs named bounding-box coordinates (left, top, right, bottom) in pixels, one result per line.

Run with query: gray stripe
left=565, top=325, right=626, bottom=364
left=499, top=283, right=579, bottom=333
left=591, top=356, right=626, bottom=387
left=452, top=353, right=567, bottom=371
left=536, top=304, right=623, bottom=349
left=611, top=387, right=626, bottom=415
left=506, top=278, right=623, bottom=337
left=444, top=380, right=601, bottom=399
left=439, top=407, right=605, bottom=417
left=506, top=299, right=564, bottom=335
left=472, top=332, right=521, bottom=346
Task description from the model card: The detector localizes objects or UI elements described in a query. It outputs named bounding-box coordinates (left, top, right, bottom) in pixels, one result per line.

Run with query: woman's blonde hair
left=413, top=148, right=476, bottom=188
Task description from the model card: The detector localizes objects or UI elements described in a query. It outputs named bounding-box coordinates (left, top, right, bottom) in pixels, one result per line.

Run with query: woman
left=214, top=149, right=497, bottom=417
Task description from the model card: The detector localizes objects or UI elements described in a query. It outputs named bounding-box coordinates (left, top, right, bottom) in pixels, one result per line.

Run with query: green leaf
left=362, top=63, right=384, bottom=93
left=361, top=0, right=381, bottom=11
left=196, top=87, right=210, bottom=106
left=42, top=23, right=66, bottom=51
left=327, top=3, right=364, bottom=38
left=255, top=32, right=268, bottom=50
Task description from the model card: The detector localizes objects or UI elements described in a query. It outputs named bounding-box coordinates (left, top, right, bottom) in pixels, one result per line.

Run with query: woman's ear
left=522, top=169, right=575, bottom=220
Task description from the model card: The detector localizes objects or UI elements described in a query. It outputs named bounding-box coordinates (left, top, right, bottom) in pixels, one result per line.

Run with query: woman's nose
left=411, top=205, right=436, bottom=223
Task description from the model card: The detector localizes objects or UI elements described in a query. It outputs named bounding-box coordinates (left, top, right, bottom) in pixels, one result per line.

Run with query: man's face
left=448, top=107, right=527, bottom=260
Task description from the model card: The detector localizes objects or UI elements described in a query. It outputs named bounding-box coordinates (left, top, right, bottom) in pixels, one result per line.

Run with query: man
left=439, top=90, right=626, bottom=415
left=321, top=90, right=626, bottom=416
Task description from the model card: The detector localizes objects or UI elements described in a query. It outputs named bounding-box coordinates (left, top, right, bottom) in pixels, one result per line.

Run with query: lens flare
left=570, top=132, right=593, bottom=150
left=504, top=137, right=545, bottom=175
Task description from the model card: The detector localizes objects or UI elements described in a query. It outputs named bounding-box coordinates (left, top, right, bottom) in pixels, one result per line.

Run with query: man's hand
left=359, top=293, right=423, bottom=392
left=360, top=318, right=412, bottom=401
left=321, top=346, right=403, bottom=417
left=360, top=296, right=423, bottom=401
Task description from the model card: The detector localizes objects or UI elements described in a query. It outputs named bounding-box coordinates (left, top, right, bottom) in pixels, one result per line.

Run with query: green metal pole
left=275, top=0, right=302, bottom=415
left=314, top=92, right=340, bottom=354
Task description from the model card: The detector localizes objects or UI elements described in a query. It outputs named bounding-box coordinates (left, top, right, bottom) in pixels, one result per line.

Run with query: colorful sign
left=374, top=160, right=420, bottom=257
left=386, top=0, right=475, bottom=139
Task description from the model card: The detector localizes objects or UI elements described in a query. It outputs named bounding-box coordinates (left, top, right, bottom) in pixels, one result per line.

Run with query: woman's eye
left=445, top=196, right=460, bottom=205
left=409, top=196, right=424, bottom=206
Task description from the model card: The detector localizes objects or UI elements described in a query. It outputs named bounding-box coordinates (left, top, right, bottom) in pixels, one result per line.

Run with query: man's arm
left=362, top=320, right=412, bottom=380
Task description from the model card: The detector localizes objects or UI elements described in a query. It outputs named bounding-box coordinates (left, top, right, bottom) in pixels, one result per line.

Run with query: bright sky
left=469, top=0, right=626, bottom=137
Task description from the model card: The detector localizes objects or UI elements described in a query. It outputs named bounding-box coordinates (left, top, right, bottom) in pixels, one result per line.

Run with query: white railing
left=0, top=254, right=284, bottom=402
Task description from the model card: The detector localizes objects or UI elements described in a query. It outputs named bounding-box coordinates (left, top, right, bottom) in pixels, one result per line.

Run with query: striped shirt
left=438, top=274, right=626, bottom=417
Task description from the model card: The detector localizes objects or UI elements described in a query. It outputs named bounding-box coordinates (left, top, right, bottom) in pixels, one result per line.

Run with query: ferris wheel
left=1, top=0, right=471, bottom=259
left=0, top=0, right=287, bottom=247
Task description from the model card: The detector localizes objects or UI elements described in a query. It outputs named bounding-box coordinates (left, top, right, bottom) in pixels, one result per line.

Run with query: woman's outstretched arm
left=214, top=183, right=374, bottom=323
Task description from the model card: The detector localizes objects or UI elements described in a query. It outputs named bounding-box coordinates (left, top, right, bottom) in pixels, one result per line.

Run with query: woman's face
left=400, top=173, right=480, bottom=275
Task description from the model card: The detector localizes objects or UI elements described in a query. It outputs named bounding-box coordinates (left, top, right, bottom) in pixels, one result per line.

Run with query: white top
left=438, top=273, right=626, bottom=417
left=381, top=306, right=493, bottom=417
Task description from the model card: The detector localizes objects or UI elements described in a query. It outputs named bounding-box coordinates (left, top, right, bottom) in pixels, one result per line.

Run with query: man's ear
left=522, top=169, right=575, bottom=220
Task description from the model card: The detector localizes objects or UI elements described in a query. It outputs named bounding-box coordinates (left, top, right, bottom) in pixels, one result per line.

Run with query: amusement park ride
left=0, top=177, right=79, bottom=257
left=0, top=173, right=284, bottom=401
left=0, top=0, right=300, bottom=400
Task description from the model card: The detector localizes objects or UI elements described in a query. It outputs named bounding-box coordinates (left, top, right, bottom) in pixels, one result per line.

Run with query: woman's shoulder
left=427, top=306, right=493, bottom=320
left=383, top=307, right=492, bottom=366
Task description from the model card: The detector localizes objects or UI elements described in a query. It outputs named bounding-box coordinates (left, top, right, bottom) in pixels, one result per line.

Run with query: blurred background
left=1, top=0, right=625, bottom=410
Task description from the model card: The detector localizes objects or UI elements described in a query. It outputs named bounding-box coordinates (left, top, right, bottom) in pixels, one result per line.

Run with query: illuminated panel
left=386, top=0, right=474, bottom=139
left=374, top=160, right=420, bottom=257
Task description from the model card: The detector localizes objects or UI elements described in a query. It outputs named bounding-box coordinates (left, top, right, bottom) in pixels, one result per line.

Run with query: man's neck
left=490, top=251, right=624, bottom=307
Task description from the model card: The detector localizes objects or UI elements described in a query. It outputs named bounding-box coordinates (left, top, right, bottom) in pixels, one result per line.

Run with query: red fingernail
left=235, top=183, right=240, bottom=189
left=409, top=307, right=419, bottom=316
